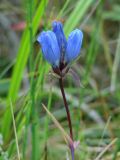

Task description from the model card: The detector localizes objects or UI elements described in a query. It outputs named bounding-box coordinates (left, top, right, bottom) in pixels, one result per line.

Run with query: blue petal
left=52, top=21, right=67, bottom=55
left=65, top=29, right=83, bottom=63
left=37, top=31, right=60, bottom=67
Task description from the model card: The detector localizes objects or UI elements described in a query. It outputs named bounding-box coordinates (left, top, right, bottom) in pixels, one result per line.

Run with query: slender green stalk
left=22, top=102, right=31, bottom=159
left=27, top=0, right=37, bottom=159
left=22, top=48, right=41, bottom=159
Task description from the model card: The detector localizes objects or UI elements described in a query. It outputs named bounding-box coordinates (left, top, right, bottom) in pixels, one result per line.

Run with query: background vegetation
left=0, top=0, right=120, bottom=159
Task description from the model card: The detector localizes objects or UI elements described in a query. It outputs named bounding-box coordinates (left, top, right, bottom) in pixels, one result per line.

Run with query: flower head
left=37, top=21, right=83, bottom=75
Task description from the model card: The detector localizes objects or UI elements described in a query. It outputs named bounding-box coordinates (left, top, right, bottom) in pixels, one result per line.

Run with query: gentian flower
left=38, top=22, right=83, bottom=159
left=37, top=21, right=83, bottom=76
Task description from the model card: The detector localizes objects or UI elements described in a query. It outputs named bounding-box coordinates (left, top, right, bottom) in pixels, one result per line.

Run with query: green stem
left=27, top=0, right=37, bottom=159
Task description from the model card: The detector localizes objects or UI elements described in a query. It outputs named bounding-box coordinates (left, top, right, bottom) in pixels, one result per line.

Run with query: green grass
left=0, top=0, right=120, bottom=160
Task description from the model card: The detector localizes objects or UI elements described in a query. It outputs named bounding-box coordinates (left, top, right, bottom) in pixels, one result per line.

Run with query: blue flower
left=37, top=31, right=60, bottom=67
left=37, top=21, right=83, bottom=69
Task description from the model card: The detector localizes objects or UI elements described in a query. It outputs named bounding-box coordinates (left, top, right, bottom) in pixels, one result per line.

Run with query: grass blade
left=64, top=0, right=95, bottom=36
left=2, top=0, right=48, bottom=139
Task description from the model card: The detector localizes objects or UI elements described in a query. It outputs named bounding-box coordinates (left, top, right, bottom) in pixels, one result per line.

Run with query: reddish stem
left=59, top=77, right=75, bottom=160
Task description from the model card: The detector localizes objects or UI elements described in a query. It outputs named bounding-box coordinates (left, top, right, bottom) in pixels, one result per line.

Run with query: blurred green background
left=0, top=0, right=120, bottom=159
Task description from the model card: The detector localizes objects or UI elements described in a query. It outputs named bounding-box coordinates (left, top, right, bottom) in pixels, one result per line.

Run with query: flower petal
left=65, top=29, right=83, bottom=63
left=52, top=21, right=67, bottom=55
left=37, top=31, right=60, bottom=67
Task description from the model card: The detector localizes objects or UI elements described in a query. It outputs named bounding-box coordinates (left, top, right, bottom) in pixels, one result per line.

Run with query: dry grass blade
left=10, top=99, right=21, bottom=160
left=42, top=103, right=73, bottom=145
left=94, top=138, right=117, bottom=160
